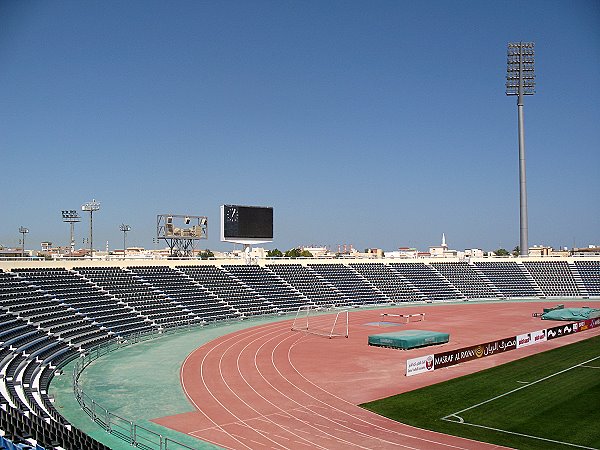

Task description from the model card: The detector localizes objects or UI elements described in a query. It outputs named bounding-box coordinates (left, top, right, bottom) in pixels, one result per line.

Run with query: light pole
left=18, top=226, right=29, bottom=258
left=506, top=42, right=535, bottom=257
left=120, top=224, right=131, bottom=259
left=81, top=199, right=101, bottom=257
left=62, top=210, right=81, bottom=257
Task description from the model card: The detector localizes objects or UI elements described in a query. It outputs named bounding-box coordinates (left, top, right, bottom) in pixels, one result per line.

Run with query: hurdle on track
left=380, top=312, right=425, bottom=325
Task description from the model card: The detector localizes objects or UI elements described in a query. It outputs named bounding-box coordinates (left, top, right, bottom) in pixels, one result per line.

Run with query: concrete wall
left=1, top=255, right=599, bottom=272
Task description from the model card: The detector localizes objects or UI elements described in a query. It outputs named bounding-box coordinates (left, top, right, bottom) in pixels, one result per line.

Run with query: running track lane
left=153, top=303, right=600, bottom=449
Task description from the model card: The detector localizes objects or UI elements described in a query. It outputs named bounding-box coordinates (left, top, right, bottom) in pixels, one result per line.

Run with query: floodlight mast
left=18, top=226, right=29, bottom=258
left=62, top=210, right=81, bottom=257
left=506, top=42, right=535, bottom=257
left=81, top=199, right=101, bottom=257
left=120, top=224, right=131, bottom=259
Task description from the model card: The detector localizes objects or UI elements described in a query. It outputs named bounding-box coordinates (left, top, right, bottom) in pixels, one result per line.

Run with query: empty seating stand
left=127, top=266, right=231, bottom=324
left=349, top=263, right=423, bottom=303
left=522, top=261, right=581, bottom=297
left=308, top=264, right=388, bottom=306
left=222, top=265, right=310, bottom=314
left=0, top=257, right=597, bottom=449
left=473, top=261, right=542, bottom=298
left=0, top=271, right=109, bottom=450
left=76, top=266, right=188, bottom=330
left=431, top=262, right=502, bottom=300
left=267, top=264, right=350, bottom=308
left=574, top=260, right=600, bottom=296
left=9, top=269, right=115, bottom=348
left=180, top=265, right=273, bottom=317
left=388, top=263, right=464, bottom=301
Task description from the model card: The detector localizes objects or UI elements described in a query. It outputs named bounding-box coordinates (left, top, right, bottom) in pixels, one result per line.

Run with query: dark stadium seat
left=0, top=258, right=596, bottom=449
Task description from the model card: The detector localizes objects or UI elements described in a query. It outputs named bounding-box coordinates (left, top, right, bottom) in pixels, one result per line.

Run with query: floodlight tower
left=62, top=210, right=81, bottom=257
left=120, top=224, right=131, bottom=259
left=506, top=42, right=535, bottom=257
left=81, top=199, right=101, bottom=257
left=18, top=226, right=29, bottom=258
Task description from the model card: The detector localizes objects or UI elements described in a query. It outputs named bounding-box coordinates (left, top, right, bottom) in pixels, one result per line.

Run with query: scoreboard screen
left=221, top=205, right=273, bottom=241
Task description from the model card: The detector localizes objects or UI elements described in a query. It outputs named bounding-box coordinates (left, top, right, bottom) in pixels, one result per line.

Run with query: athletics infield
left=151, top=301, right=600, bottom=449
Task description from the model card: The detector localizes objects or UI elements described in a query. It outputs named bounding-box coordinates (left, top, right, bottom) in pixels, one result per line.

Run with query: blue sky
left=1, top=0, right=599, bottom=253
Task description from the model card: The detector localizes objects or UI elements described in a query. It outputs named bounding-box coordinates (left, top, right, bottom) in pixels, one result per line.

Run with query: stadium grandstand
left=0, top=256, right=599, bottom=449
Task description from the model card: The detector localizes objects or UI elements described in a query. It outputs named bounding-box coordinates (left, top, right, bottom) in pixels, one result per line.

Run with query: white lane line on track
left=198, top=316, right=461, bottom=450
left=193, top=324, right=342, bottom=447
left=187, top=431, right=235, bottom=449
left=276, top=329, right=470, bottom=449
left=181, top=346, right=247, bottom=450
left=191, top=405, right=333, bottom=434
left=209, top=321, right=381, bottom=449
left=251, top=328, right=422, bottom=449
left=184, top=314, right=480, bottom=450
left=212, top=322, right=295, bottom=450
left=181, top=322, right=290, bottom=450
left=281, top=318, right=479, bottom=449
left=272, top=434, right=290, bottom=441
left=222, top=322, right=331, bottom=450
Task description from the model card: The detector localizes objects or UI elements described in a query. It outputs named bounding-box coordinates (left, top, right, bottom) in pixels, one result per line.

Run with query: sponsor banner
left=516, top=329, right=547, bottom=348
left=434, top=336, right=517, bottom=370
left=407, top=317, right=600, bottom=376
left=406, top=354, right=434, bottom=377
left=546, top=317, right=600, bottom=341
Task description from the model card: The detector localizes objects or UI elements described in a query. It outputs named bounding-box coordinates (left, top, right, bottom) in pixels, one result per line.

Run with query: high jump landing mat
left=368, top=330, right=449, bottom=350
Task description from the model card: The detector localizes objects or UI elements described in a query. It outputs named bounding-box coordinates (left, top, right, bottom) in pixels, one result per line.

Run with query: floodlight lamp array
left=119, top=224, right=131, bottom=233
left=18, top=227, right=29, bottom=234
left=82, top=199, right=101, bottom=212
left=62, top=210, right=81, bottom=221
left=506, top=42, right=535, bottom=96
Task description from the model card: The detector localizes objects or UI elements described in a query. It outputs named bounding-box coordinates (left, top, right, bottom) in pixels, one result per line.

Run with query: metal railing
left=71, top=325, right=218, bottom=450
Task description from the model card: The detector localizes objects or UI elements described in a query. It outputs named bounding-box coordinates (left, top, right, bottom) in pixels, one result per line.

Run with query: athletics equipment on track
left=380, top=312, right=425, bottom=324
left=541, top=306, right=600, bottom=321
left=368, top=330, right=449, bottom=349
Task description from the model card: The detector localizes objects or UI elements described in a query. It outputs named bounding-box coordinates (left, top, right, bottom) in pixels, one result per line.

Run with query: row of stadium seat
left=0, top=260, right=598, bottom=449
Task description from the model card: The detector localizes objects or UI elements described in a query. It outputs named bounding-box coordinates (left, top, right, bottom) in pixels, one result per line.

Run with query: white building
left=429, top=234, right=458, bottom=258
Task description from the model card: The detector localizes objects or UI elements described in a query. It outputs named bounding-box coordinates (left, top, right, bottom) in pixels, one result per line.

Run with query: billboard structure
left=220, top=205, right=273, bottom=246
left=156, top=214, right=207, bottom=257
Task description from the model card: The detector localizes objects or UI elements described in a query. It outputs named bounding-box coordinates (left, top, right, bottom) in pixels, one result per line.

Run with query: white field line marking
left=442, top=354, right=600, bottom=449
left=444, top=421, right=598, bottom=450
left=442, top=354, right=600, bottom=421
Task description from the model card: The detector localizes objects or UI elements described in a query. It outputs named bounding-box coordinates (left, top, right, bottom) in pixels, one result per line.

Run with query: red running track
left=153, top=302, right=600, bottom=449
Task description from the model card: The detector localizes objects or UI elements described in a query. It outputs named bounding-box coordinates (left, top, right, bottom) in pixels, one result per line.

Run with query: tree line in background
left=196, top=248, right=314, bottom=259
left=267, top=248, right=313, bottom=258
left=494, top=246, right=520, bottom=257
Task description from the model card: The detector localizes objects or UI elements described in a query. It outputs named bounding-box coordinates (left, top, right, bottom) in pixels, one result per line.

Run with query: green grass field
left=361, top=334, right=600, bottom=450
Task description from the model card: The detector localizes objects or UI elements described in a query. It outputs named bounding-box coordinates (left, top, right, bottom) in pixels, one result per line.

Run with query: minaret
left=441, top=233, right=447, bottom=249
